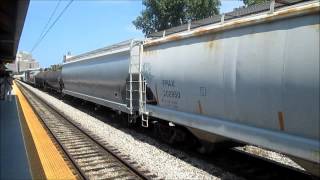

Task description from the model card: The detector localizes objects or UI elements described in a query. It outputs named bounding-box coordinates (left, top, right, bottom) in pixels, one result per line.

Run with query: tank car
left=142, top=1, right=319, bottom=176
left=44, top=70, right=62, bottom=92
left=35, top=71, right=46, bottom=88
left=35, top=70, right=62, bottom=92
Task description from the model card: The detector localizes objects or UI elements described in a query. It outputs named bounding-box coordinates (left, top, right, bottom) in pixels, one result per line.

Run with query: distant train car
left=35, top=70, right=62, bottom=92
left=45, top=70, right=62, bottom=92
left=13, top=74, right=25, bottom=81
left=19, top=72, right=26, bottom=82
left=35, top=71, right=46, bottom=88
left=62, top=40, right=140, bottom=114
left=25, top=69, right=40, bottom=85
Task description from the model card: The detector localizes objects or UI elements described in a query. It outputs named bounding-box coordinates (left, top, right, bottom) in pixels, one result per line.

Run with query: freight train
left=25, top=0, right=319, bottom=176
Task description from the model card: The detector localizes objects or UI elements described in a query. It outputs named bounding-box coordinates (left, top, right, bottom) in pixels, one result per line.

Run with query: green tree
left=243, top=0, right=268, bottom=6
left=133, top=0, right=220, bottom=36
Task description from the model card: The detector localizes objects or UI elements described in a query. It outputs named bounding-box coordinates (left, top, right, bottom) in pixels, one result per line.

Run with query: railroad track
left=17, top=82, right=155, bottom=180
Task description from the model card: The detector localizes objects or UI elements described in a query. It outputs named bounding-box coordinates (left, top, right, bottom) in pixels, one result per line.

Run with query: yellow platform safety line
left=13, top=82, right=77, bottom=180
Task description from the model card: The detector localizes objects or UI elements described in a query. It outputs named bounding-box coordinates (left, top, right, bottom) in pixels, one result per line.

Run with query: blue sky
left=18, top=0, right=244, bottom=67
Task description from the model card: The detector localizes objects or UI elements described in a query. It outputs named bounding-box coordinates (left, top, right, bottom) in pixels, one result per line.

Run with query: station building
left=6, top=51, right=40, bottom=74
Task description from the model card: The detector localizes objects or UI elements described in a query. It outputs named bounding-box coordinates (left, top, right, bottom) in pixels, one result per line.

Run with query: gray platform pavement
left=0, top=89, right=31, bottom=180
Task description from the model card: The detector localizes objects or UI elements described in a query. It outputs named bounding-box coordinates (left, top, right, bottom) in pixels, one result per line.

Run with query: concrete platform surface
left=0, top=90, right=32, bottom=179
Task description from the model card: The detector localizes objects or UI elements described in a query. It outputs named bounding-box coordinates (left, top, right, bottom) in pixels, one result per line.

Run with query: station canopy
left=0, top=0, right=29, bottom=64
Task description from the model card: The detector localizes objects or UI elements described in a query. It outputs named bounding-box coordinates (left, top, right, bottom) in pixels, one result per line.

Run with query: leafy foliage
left=133, top=0, right=220, bottom=36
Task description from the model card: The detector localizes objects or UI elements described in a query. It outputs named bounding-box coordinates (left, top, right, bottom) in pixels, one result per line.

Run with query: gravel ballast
left=237, top=145, right=303, bottom=170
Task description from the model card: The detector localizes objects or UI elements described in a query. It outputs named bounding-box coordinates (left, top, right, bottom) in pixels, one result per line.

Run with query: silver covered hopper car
left=142, top=0, right=319, bottom=176
left=62, top=40, right=143, bottom=114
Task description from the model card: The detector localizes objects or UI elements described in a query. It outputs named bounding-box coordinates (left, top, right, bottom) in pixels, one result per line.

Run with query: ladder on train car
left=140, top=80, right=149, bottom=127
left=126, top=41, right=149, bottom=127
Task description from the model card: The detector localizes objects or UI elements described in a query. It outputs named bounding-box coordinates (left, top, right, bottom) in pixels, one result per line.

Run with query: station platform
left=0, top=89, right=31, bottom=179
left=1, top=82, right=76, bottom=179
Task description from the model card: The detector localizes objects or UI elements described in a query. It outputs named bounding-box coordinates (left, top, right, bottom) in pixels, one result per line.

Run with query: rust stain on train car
left=312, top=24, right=320, bottom=32
left=143, top=49, right=157, bottom=57
left=206, top=35, right=217, bottom=50
left=198, top=100, right=204, bottom=114
left=207, top=41, right=216, bottom=49
left=155, top=83, right=159, bottom=103
left=278, top=111, right=285, bottom=131
left=164, top=34, right=184, bottom=43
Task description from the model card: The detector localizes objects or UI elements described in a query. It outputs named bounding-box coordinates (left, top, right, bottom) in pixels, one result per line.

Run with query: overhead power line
left=36, top=0, right=62, bottom=44
left=30, top=0, right=74, bottom=53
